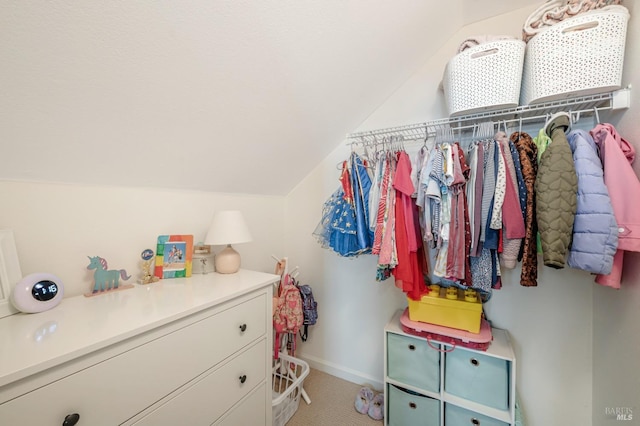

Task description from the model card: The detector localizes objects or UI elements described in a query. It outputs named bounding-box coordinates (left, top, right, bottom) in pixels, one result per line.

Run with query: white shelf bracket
left=611, top=86, right=631, bottom=111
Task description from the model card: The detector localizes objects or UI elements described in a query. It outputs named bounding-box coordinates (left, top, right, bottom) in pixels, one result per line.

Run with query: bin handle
left=562, top=20, right=599, bottom=34
left=427, top=337, right=456, bottom=353
left=470, top=48, right=498, bottom=60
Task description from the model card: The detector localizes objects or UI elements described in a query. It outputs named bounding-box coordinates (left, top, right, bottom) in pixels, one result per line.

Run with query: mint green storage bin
left=387, top=333, right=440, bottom=393
left=444, top=349, right=509, bottom=410
left=445, top=404, right=509, bottom=426
left=388, top=384, right=440, bottom=426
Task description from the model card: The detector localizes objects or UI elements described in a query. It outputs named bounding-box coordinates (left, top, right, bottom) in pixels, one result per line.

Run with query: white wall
left=0, top=181, right=284, bottom=297
left=591, top=1, right=640, bottom=424
left=284, top=4, right=605, bottom=426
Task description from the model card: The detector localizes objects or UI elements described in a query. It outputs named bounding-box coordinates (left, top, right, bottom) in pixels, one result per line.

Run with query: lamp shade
left=204, top=210, right=252, bottom=246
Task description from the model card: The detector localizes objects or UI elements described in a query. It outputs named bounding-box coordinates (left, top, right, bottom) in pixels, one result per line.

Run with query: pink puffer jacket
left=590, top=123, right=640, bottom=288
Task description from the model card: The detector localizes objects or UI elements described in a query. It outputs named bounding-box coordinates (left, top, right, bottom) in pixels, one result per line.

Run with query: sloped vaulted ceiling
left=0, top=0, right=539, bottom=195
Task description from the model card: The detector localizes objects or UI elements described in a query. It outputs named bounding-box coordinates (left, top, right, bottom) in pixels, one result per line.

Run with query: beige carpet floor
left=285, top=368, right=384, bottom=426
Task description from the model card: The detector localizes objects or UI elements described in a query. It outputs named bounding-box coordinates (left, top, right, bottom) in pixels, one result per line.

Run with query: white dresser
left=0, top=269, right=278, bottom=426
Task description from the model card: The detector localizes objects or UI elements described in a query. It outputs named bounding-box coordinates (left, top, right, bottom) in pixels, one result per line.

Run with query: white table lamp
left=204, top=210, right=252, bottom=274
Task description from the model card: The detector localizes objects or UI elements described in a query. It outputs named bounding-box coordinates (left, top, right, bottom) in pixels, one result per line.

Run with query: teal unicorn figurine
left=87, top=256, right=131, bottom=293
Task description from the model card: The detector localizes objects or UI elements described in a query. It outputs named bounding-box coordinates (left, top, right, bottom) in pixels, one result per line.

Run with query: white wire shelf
left=346, top=87, right=631, bottom=146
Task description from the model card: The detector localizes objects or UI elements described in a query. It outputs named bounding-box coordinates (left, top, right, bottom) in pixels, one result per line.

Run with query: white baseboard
left=296, top=353, right=384, bottom=392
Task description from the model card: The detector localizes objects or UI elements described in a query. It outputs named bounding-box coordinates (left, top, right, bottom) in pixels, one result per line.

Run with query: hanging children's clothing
left=317, top=110, right=638, bottom=299
left=590, top=123, right=640, bottom=288
left=508, top=139, right=527, bottom=239
left=535, top=113, right=577, bottom=269
left=497, top=132, right=525, bottom=269
left=368, top=153, right=384, bottom=232
left=445, top=143, right=471, bottom=284
left=350, top=151, right=375, bottom=251
left=375, top=152, right=399, bottom=280
left=431, top=144, right=453, bottom=278
left=511, top=131, right=539, bottom=287
left=479, top=140, right=496, bottom=247
left=566, top=129, right=618, bottom=275
left=489, top=138, right=507, bottom=231
left=415, top=146, right=434, bottom=246
left=392, top=151, right=429, bottom=300
left=533, top=128, right=552, bottom=254
left=424, top=147, right=444, bottom=248
left=466, top=142, right=481, bottom=257
left=470, top=139, right=501, bottom=294
left=313, top=154, right=373, bottom=257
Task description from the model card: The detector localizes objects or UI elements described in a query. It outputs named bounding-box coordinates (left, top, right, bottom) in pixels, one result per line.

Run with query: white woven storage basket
left=521, top=6, right=629, bottom=105
left=443, top=39, right=525, bottom=117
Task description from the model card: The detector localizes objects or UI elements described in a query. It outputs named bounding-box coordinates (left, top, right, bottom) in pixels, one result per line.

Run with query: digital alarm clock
left=10, top=273, right=64, bottom=313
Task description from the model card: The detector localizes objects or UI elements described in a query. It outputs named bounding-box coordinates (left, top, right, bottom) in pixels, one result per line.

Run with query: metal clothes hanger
left=470, top=123, right=484, bottom=149
left=445, top=125, right=454, bottom=145
left=477, top=121, right=487, bottom=140
left=514, top=116, right=523, bottom=142
left=423, top=126, right=429, bottom=146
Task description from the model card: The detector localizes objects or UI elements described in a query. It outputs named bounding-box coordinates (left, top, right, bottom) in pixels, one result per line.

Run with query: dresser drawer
left=445, top=403, right=509, bottom=426
left=0, top=293, right=266, bottom=425
left=214, top=382, right=268, bottom=426
left=132, top=340, right=267, bottom=425
left=387, top=384, right=440, bottom=426
left=387, top=332, right=440, bottom=392
left=444, top=349, right=509, bottom=410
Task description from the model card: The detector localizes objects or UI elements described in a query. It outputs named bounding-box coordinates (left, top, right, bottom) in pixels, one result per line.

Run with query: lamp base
left=215, top=244, right=241, bottom=274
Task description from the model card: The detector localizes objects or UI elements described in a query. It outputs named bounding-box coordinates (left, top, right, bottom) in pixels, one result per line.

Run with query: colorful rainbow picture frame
left=154, top=235, right=193, bottom=279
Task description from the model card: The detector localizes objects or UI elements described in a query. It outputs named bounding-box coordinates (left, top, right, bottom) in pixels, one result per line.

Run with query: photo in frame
left=154, top=235, right=194, bottom=279
left=0, top=229, right=23, bottom=318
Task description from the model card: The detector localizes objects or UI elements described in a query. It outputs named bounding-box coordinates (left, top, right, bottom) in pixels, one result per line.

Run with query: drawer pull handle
left=409, top=402, right=417, bottom=409
left=470, top=358, right=480, bottom=367
left=408, top=344, right=416, bottom=351
left=239, top=323, right=247, bottom=332
left=471, top=418, right=481, bottom=425
left=62, top=413, right=80, bottom=426
left=239, top=374, right=247, bottom=384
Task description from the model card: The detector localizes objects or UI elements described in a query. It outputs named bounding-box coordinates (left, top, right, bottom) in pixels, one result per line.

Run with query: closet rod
left=346, top=87, right=631, bottom=146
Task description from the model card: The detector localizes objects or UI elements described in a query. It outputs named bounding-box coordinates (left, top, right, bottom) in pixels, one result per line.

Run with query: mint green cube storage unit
left=385, top=311, right=518, bottom=425
left=388, top=384, right=440, bottom=426
left=444, top=350, right=509, bottom=410
left=387, top=332, right=440, bottom=393
left=445, top=404, right=510, bottom=426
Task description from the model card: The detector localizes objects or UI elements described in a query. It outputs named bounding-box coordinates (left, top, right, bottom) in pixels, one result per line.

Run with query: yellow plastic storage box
left=407, top=285, right=482, bottom=333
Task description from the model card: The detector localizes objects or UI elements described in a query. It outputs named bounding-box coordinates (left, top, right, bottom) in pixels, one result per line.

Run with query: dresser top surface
left=0, top=269, right=278, bottom=387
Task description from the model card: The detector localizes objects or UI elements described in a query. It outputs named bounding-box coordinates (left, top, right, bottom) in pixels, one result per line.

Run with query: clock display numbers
left=32, top=280, right=58, bottom=302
